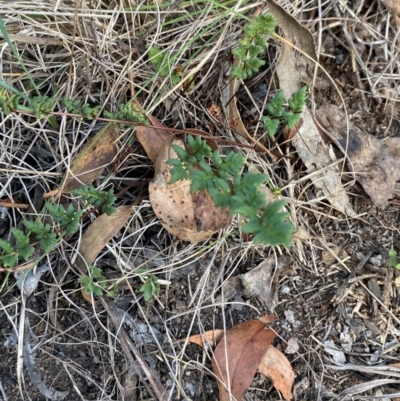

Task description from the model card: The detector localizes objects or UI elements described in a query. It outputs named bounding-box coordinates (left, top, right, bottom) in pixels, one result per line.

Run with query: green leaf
left=31, top=95, right=56, bottom=118
left=168, top=164, right=189, bottom=184
left=284, top=112, right=301, bottom=129
left=262, top=116, right=280, bottom=138
left=11, top=228, right=34, bottom=261
left=171, top=144, right=189, bottom=161
left=171, top=73, right=181, bottom=85
left=243, top=200, right=294, bottom=247
left=390, top=250, right=398, bottom=266
left=288, top=86, right=307, bottom=113
left=38, top=233, right=58, bottom=252
left=0, top=254, right=18, bottom=268
left=0, top=238, right=14, bottom=254
left=148, top=46, right=165, bottom=66
left=92, top=285, right=104, bottom=296
left=266, top=90, right=285, bottom=117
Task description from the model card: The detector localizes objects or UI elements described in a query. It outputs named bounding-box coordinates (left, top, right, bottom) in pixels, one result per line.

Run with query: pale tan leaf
left=75, top=206, right=133, bottom=304
left=240, top=256, right=279, bottom=313
left=258, top=315, right=278, bottom=324
left=187, top=329, right=225, bottom=348
left=258, top=346, right=295, bottom=401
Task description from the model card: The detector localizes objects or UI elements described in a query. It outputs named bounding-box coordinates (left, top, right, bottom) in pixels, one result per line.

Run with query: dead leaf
left=44, top=124, right=118, bottom=197
left=186, top=316, right=277, bottom=348
left=211, top=320, right=276, bottom=401
left=292, top=108, right=356, bottom=216
left=317, top=103, right=400, bottom=208
left=136, top=113, right=171, bottom=162
left=187, top=329, right=225, bottom=348
left=267, top=0, right=316, bottom=98
left=258, top=346, right=294, bottom=401
left=75, top=205, right=133, bottom=305
left=240, top=256, right=280, bottom=313
left=149, top=137, right=231, bottom=243
left=267, top=2, right=354, bottom=216
left=293, top=226, right=311, bottom=241
left=267, top=2, right=355, bottom=215
left=258, top=315, right=278, bottom=324
left=217, top=256, right=290, bottom=313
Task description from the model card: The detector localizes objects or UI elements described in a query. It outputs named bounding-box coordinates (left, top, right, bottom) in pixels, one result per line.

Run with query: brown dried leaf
left=136, top=113, right=171, bottom=163
left=44, top=124, right=118, bottom=197
left=149, top=137, right=231, bottom=243
left=75, top=205, right=133, bottom=305
left=258, top=346, right=294, bottom=401
left=211, top=321, right=276, bottom=401
left=317, top=103, right=400, bottom=208
left=187, top=329, right=225, bottom=348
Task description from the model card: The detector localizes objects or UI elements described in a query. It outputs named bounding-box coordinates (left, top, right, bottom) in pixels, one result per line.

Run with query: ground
left=1, top=1, right=400, bottom=400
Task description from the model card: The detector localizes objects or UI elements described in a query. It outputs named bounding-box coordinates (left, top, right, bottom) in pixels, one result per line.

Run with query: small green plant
left=262, top=87, right=307, bottom=138
left=62, top=98, right=101, bottom=120
left=136, top=269, right=161, bottom=301
left=167, top=135, right=294, bottom=247
left=231, top=14, right=277, bottom=80
left=389, top=250, right=400, bottom=270
left=0, top=185, right=117, bottom=270
left=0, top=90, right=56, bottom=119
left=104, top=102, right=149, bottom=127
left=148, top=46, right=182, bottom=85
left=79, top=266, right=118, bottom=297
left=71, top=185, right=117, bottom=216
left=62, top=99, right=149, bottom=127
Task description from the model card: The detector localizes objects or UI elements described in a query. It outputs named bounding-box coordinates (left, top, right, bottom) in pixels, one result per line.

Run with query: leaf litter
left=44, top=124, right=118, bottom=197
left=316, top=103, right=400, bottom=208
left=2, top=1, right=397, bottom=399
left=185, top=317, right=294, bottom=401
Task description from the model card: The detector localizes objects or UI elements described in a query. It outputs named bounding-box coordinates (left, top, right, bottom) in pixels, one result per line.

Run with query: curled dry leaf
left=258, top=346, right=295, bottom=401
left=211, top=320, right=276, bottom=401
left=187, top=329, right=225, bottom=348
left=44, top=124, right=118, bottom=197
left=149, top=137, right=231, bottom=243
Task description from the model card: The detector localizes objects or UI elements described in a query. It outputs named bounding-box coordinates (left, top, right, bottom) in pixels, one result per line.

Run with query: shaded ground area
left=1, top=1, right=400, bottom=400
